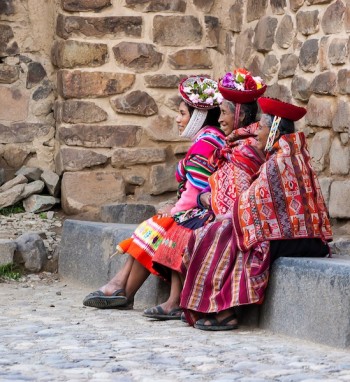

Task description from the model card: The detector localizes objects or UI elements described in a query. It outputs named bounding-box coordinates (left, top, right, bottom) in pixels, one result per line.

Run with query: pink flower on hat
left=205, top=96, right=214, bottom=105
left=179, top=76, right=222, bottom=109
left=189, top=93, right=200, bottom=103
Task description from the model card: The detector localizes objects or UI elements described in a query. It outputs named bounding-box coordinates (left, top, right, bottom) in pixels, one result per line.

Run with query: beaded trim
left=181, top=109, right=208, bottom=139
left=233, top=103, right=241, bottom=130
left=264, top=116, right=281, bottom=152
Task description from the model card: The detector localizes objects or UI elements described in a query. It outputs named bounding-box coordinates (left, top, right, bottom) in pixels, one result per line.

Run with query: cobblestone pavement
left=1, top=277, right=350, bottom=382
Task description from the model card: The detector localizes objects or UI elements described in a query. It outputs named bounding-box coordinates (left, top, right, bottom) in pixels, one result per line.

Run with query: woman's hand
left=157, top=203, right=174, bottom=217
left=199, top=192, right=211, bottom=209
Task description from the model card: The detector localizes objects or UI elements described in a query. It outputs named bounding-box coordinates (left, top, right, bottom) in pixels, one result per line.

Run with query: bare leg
left=150, top=270, right=182, bottom=313
left=124, top=258, right=151, bottom=300
left=99, top=256, right=135, bottom=296
left=83, top=255, right=150, bottom=309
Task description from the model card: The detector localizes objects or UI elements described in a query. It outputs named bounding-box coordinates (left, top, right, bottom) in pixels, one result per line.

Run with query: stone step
left=259, top=256, right=350, bottom=348
left=100, top=203, right=156, bottom=224
left=59, top=218, right=350, bottom=348
left=0, top=239, right=16, bottom=266
left=59, top=219, right=169, bottom=308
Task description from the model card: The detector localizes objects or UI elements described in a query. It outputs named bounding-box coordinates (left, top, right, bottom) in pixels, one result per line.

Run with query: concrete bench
left=59, top=218, right=350, bottom=348
left=59, top=219, right=169, bottom=308
left=259, top=256, right=350, bottom=348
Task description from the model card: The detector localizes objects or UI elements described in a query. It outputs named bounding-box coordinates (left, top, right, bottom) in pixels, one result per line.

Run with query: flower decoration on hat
left=218, top=68, right=267, bottom=104
left=178, top=76, right=222, bottom=139
left=221, top=68, right=264, bottom=90
left=179, top=76, right=223, bottom=110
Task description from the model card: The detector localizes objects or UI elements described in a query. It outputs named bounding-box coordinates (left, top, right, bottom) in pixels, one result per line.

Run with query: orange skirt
left=117, top=215, right=174, bottom=276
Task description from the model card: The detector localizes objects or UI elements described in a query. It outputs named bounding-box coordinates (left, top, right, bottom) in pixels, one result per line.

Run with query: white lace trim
left=180, top=109, right=208, bottom=139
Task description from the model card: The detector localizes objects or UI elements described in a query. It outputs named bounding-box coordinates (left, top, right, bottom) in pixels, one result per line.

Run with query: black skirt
left=269, top=238, right=330, bottom=264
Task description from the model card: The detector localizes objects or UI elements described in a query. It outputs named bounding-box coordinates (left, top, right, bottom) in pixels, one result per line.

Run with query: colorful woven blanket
left=233, top=132, right=333, bottom=251
left=209, top=143, right=265, bottom=215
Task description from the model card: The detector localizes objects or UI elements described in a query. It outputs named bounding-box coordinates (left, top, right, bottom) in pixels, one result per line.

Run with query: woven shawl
left=232, top=132, right=333, bottom=251
left=209, top=122, right=264, bottom=215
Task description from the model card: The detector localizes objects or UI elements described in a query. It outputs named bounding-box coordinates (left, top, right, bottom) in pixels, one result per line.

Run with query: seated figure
left=82, top=76, right=226, bottom=314
left=180, top=97, right=333, bottom=331
left=144, top=69, right=267, bottom=319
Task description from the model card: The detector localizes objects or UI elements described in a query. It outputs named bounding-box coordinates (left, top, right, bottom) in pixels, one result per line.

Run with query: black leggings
left=269, top=238, right=330, bottom=264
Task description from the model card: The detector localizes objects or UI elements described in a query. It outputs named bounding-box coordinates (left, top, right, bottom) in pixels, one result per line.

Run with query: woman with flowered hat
left=202, top=68, right=267, bottom=217
left=82, top=76, right=226, bottom=312
left=180, top=97, right=333, bottom=331
left=144, top=69, right=267, bottom=319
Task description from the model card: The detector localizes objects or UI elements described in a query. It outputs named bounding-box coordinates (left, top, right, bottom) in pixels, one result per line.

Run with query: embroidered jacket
left=171, top=126, right=225, bottom=214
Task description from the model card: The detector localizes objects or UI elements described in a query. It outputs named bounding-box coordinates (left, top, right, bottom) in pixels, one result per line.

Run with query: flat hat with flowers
left=218, top=68, right=267, bottom=104
left=179, top=76, right=223, bottom=138
left=218, top=68, right=267, bottom=134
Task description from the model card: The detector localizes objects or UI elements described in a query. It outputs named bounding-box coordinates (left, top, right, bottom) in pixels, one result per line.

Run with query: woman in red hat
left=82, top=76, right=226, bottom=312
left=180, top=97, right=333, bottom=331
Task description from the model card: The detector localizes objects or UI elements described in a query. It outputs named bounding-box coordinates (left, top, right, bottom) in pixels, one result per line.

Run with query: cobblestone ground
left=1, top=277, right=350, bottom=382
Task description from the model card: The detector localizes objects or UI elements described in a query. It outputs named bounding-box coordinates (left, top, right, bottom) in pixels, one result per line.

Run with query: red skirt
left=152, top=222, right=193, bottom=281
left=180, top=219, right=271, bottom=325
left=116, top=215, right=174, bottom=276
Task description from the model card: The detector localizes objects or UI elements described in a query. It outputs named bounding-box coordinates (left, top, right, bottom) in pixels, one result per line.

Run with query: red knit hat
left=258, top=97, right=307, bottom=121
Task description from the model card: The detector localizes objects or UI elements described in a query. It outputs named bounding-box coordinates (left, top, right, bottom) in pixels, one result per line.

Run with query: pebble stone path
left=0, top=211, right=63, bottom=257
left=1, top=276, right=350, bottom=382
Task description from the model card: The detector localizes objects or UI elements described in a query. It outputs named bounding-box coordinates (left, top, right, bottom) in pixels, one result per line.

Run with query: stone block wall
left=215, top=0, right=350, bottom=223
left=1, top=0, right=350, bottom=223
left=0, top=0, right=56, bottom=181
left=53, top=0, right=217, bottom=217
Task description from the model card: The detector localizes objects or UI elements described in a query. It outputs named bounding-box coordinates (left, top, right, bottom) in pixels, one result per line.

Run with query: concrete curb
left=259, top=256, right=350, bottom=348
left=59, top=219, right=169, bottom=308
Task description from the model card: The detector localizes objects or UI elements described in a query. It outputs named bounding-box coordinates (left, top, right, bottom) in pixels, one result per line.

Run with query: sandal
left=180, top=312, right=188, bottom=324
left=83, top=289, right=128, bottom=309
left=116, top=297, right=134, bottom=310
left=194, top=313, right=238, bottom=331
left=143, top=305, right=182, bottom=320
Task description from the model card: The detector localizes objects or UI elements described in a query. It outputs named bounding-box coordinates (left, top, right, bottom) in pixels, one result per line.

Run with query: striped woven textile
left=209, top=144, right=265, bottom=215
left=180, top=219, right=270, bottom=325
left=176, top=126, right=226, bottom=193
left=117, top=216, right=175, bottom=276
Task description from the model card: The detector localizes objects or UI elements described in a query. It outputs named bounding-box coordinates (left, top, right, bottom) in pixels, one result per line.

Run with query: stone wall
left=53, top=0, right=219, bottom=217
left=1, top=0, right=350, bottom=223
left=219, top=0, right=350, bottom=224
left=0, top=0, right=56, bottom=181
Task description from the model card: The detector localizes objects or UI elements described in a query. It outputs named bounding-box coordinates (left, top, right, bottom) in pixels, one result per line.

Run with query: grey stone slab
left=100, top=203, right=156, bottom=224
left=59, top=219, right=169, bottom=308
left=0, top=239, right=16, bottom=265
left=259, top=257, right=350, bottom=348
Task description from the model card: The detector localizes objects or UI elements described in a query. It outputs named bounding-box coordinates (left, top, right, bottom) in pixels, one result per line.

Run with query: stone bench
left=59, top=219, right=169, bottom=308
left=59, top=218, right=350, bottom=348
left=259, top=256, right=350, bottom=348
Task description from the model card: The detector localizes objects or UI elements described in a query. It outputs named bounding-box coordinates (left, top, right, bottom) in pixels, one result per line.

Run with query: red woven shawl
left=232, top=132, right=333, bottom=252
